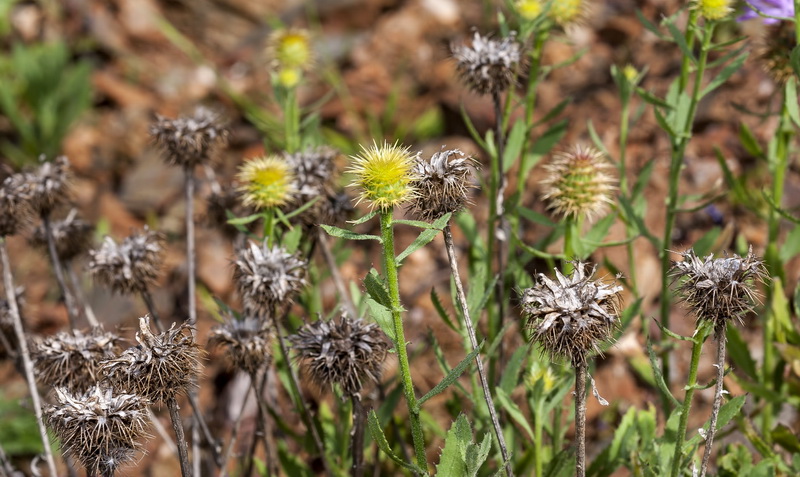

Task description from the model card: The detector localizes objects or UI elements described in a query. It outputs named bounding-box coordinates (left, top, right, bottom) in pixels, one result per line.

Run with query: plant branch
left=167, top=395, right=193, bottom=477
left=670, top=330, right=706, bottom=477
left=43, top=215, right=80, bottom=328
left=699, top=323, right=728, bottom=477
left=574, top=361, right=588, bottom=477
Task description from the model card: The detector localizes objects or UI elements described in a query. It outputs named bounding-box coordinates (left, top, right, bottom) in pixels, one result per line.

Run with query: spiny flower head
left=232, top=241, right=307, bottom=316
left=516, top=0, right=543, bottom=20
left=540, top=145, right=616, bottom=221
left=0, top=173, right=33, bottom=237
left=150, top=107, right=228, bottom=168
left=289, top=315, right=389, bottom=396
left=237, top=155, right=297, bottom=210
left=694, top=0, right=734, bottom=21
left=268, top=28, right=313, bottom=88
left=407, top=148, right=476, bottom=222
left=757, top=20, right=797, bottom=84
left=22, top=156, right=72, bottom=217
left=521, top=263, right=622, bottom=366
left=101, top=316, right=201, bottom=404
left=347, top=141, right=418, bottom=210
left=548, top=0, right=588, bottom=26
left=452, top=31, right=521, bottom=95
left=31, top=209, right=93, bottom=262
left=209, top=314, right=274, bottom=375
left=670, top=247, right=766, bottom=331
left=88, top=228, right=164, bottom=295
left=45, top=386, right=150, bottom=476
left=31, top=328, right=121, bottom=393
left=739, top=0, right=794, bottom=24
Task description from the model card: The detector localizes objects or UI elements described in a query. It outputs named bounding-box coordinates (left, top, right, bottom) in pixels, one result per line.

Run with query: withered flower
left=521, top=263, right=622, bottom=365
left=150, top=107, right=228, bottom=168
left=407, top=148, right=476, bottom=222
left=88, top=228, right=164, bottom=295
left=283, top=147, right=339, bottom=224
left=289, top=315, right=389, bottom=396
left=452, top=31, right=521, bottom=96
left=45, top=386, right=151, bottom=476
left=209, top=314, right=274, bottom=375
left=31, top=209, right=94, bottom=262
left=0, top=174, right=33, bottom=237
left=102, top=316, right=201, bottom=404
left=32, top=328, right=121, bottom=393
left=206, top=187, right=254, bottom=238
left=20, top=156, right=71, bottom=217
left=670, top=247, right=766, bottom=332
left=232, top=242, right=307, bottom=316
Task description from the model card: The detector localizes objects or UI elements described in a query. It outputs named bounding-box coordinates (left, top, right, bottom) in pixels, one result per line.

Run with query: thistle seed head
left=31, top=328, right=121, bottom=394
left=45, top=386, right=151, bottom=476
left=209, top=314, right=274, bottom=375
left=88, top=228, right=164, bottom=295
left=0, top=174, right=33, bottom=237
left=232, top=242, right=307, bottom=316
left=407, top=148, right=476, bottom=222
left=150, top=107, right=228, bottom=168
left=21, top=156, right=72, bottom=217
left=281, top=147, right=340, bottom=226
left=289, top=315, right=389, bottom=396
left=237, top=155, right=297, bottom=210
left=31, top=209, right=94, bottom=262
left=452, top=31, right=521, bottom=96
left=521, top=263, right=622, bottom=366
left=540, top=145, right=616, bottom=221
left=757, top=21, right=796, bottom=84
left=670, top=247, right=766, bottom=331
left=347, top=141, right=418, bottom=210
left=206, top=186, right=254, bottom=238
left=101, top=316, right=202, bottom=404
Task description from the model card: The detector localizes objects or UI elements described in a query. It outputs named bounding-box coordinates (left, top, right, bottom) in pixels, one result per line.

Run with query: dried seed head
left=150, top=107, right=228, bottom=168
left=320, top=191, right=355, bottom=226
left=452, top=31, right=521, bottom=95
left=232, top=242, right=307, bottom=316
left=101, top=316, right=202, bottom=404
left=289, top=315, right=389, bottom=396
left=670, top=247, right=766, bottom=331
left=540, top=145, right=616, bottom=221
left=694, top=0, right=734, bottom=21
left=206, top=186, right=254, bottom=238
left=45, top=386, right=151, bottom=476
left=282, top=147, right=340, bottom=225
left=31, top=328, right=121, bottom=394
left=237, top=155, right=297, bottom=210
left=521, top=263, right=622, bottom=366
left=408, top=148, right=476, bottom=222
left=21, top=156, right=72, bottom=217
left=347, top=141, right=418, bottom=210
left=88, top=228, right=164, bottom=295
left=0, top=174, right=33, bottom=237
left=209, top=314, right=274, bottom=375
left=31, top=209, right=94, bottom=262
left=757, top=21, right=796, bottom=84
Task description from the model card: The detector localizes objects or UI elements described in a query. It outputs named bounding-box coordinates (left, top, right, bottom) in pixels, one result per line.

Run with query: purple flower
left=739, top=0, right=794, bottom=24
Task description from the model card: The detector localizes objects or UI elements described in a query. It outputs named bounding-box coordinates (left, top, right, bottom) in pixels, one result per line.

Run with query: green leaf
left=575, top=212, right=617, bottom=258
left=534, top=98, right=570, bottom=127
left=227, top=213, right=262, bottom=225
left=787, top=78, right=800, bottom=129
left=436, top=414, right=470, bottom=477
left=364, top=269, right=391, bottom=309
left=430, top=288, right=459, bottom=332
left=465, top=432, right=492, bottom=477
left=499, top=345, right=529, bottom=395
left=367, top=410, right=426, bottom=474
left=517, top=206, right=556, bottom=227
left=772, top=424, right=800, bottom=454
left=321, top=224, right=382, bottom=242
left=495, top=387, right=534, bottom=442
left=366, top=298, right=395, bottom=342
left=700, top=50, right=748, bottom=98
left=739, top=122, right=765, bottom=158
left=348, top=209, right=379, bottom=225
left=530, top=118, right=568, bottom=157
left=646, top=338, right=680, bottom=407
left=503, top=121, right=527, bottom=173
left=283, top=196, right=321, bottom=220
left=692, top=226, right=721, bottom=257
left=780, top=224, right=800, bottom=262
left=277, top=441, right=314, bottom=477
left=686, top=395, right=746, bottom=450
left=726, top=326, right=757, bottom=380
left=635, top=87, right=672, bottom=109
left=635, top=9, right=666, bottom=40
left=396, top=214, right=451, bottom=264
left=587, top=120, right=611, bottom=158
left=417, top=342, right=483, bottom=409
left=665, top=18, right=695, bottom=65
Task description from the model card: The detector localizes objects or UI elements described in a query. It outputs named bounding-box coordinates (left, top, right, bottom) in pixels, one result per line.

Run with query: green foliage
left=0, top=391, right=44, bottom=456
left=436, top=414, right=492, bottom=477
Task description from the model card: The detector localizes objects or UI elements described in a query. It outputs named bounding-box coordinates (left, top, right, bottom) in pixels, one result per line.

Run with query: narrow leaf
left=495, top=387, right=534, bottom=441
left=321, top=224, right=382, bottom=242
left=367, top=410, right=426, bottom=474
left=417, top=342, right=483, bottom=409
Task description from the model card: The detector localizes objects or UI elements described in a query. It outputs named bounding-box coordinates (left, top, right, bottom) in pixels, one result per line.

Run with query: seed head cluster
left=0, top=174, right=32, bottom=237
left=284, top=147, right=340, bottom=224
left=452, top=31, right=521, bottom=95
left=32, top=328, right=121, bottom=393
left=670, top=247, right=766, bottom=332
left=20, top=156, right=72, bottom=217
left=209, top=315, right=274, bottom=375
left=31, top=209, right=94, bottom=262
left=150, top=107, right=228, bottom=168
left=521, top=263, right=622, bottom=366
left=233, top=242, right=307, bottom=316
left=88, top=228, right=164, bottom=295
left=45, top=386, right=151, bottom=476
left=289, top=316, right=389, bottom=396
left=408, top=148, right=476, bottom=222
left=348, top=142, right=418, bottom=210
left=540, top=145, right=616, bottom=221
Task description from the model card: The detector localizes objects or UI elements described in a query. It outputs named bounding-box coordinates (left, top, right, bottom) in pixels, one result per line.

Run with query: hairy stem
left=670, top=332, right=706, bottom=477
left=700, top=324, right=728, bottom=477
left=351, top=394, right=366, bottom=477
left=167, top=395, right=193, bottom=477
left=443, top=224, right=513, bottom=476
left=574, top=361, right=588, bottom=477
left=0, top=240, right=58, bottom=477
left=43, top=215, right=80, bottom=328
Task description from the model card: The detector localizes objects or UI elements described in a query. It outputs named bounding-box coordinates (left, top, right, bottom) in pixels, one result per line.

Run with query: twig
left=43, top=215, right=80, bottom=328
left=0, top=240, right=58, bottom=477
left=139, top=289, right=165, bottom=333
left=249, top=370, right=276, bottom=477
left=699, top=324, right=728, bottom=477
left=574, top=361, right=588, bottom=477
left=186, top=392, right=223, bottom=468
left=316, top=228, right=357, bottom=318
left=65, top=261, right=99, bottom=328
left=184, top=167, right=202, bottom=477
left=350, top=394, right=366, bottom=477
left=443, top=224, right=513, bottom=476
left=167, top=395, right=193, bottom=477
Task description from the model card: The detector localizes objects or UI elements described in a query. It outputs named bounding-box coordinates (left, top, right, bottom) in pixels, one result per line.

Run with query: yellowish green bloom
left=516, top=0, right=543, bottom=20
left=348, top=142, right=417, bottom=210
left=540, top=145, right=616, bottom=221
left=549, top=0, right=586, bottom=26
left=237, top=156, right=296, bottom=210
left=269, top=28, right=313, bottom=71
left=695, top=0, right=734, bottom=21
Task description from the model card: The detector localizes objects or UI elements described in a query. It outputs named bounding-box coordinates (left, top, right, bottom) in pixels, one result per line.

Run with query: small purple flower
left=739, top=0, right=794, bottom=24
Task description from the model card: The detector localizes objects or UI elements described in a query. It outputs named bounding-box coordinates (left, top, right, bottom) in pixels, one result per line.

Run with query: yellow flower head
left=622, top=64, right=639, bottom=82
left=348, top=142, right=417, bottom=210
left=237, top=155, right=296, bottom=210
left=548, top=0, right=587, bottom=26
left=694, top=0, right=734, bottom=21
left=516, top=0, right=543, bottom=20
left=268, top=28, right=313, bottom=71
left=540, top=145, right=616, bottom=221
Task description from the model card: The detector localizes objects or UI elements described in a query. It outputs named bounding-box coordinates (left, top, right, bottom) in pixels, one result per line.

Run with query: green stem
left=533, top=400, right=544, bottom=477
left=669, top=329, right=706, bottom=477
left=284, top=87, right=301, bottom=153
left=263, top=208, right=275, bottom=247
left=379, top=209, right=427, bottom=472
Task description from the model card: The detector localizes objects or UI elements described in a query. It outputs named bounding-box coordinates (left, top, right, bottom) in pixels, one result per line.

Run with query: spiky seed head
left=45, top=386, right=151, bottom=476
left=101, top=316, right=202, bottom=404
left=548, top=0, right=588, bottom=25
left=88, top=228, right=163, bottom=295
left=232, top=242, right=307, bottom=316
left=694, top=0, right=734, bottom=21
left=452, top=31, right=521, bottom=95
left=670, top=247, right=766, bottom=333
left=31, top=209, right=93, bottom=262
left=407, top=148, right=477, bottom=222
left=237, top=155, right=297, bottom=210
left=289, top=315, right=389, bottom=396
left=31, top=328, right=121, bottom=394
left=321, top=191, right=355, bottom=226
left=206, top=186, right=254, bottom=238
left=267, top=28, right=313, bottom=87
left=209, top=314, right=274, bottom=375
left=757, top=21, right=796, bottom=84
left=21, top=156, right=72, bottom=217
left=540, top=145, right=616, bottom=221
left=516, top=0, right=544, bottom=20
left=0, top=174, right=33, bottom=237
left=347, top=141, right=418, bottom=210
left=283, top=147, right=339, bottom=225
left=521, top=263, right=622, bottom=366
left=150, top=107, right=227, bottom=168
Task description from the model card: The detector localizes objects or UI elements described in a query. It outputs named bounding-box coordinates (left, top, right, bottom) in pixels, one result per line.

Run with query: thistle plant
left=236, top=155, right=297, bottom=242
left=31, top=327, right=120, bottom=393
left=521, top=263, right=621, bottom=477
left=267, top=28, right=313, bottom=151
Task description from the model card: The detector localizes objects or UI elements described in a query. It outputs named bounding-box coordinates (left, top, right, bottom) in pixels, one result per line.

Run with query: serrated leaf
left=366, top=298, right=395, bottom=342
left=495, top=387, right=534, bottom=442
left=431, top=288, right=459, bottom=332
left=396, top=213, right=451, bottom=264
left=686, top=395, right=746, bottom=450
left=465, top=432, right=492, bottom=477
left=436, top=414, right=470, bottom=477
left=417, top=342, right=483, bottom=409
left=367, top=410, right=426, bottom=474
left=321, top=224, right=382, bottom=242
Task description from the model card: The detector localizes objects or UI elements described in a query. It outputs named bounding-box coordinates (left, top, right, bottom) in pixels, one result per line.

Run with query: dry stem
left=167, top=395, right=193, bottom=477
left=699, top=324, right=728, bottom=477
left=351, top=394, right=366, bottom=477
left=43, top=215, right=80, bottom=328
left=575, top=361, right=588, bottom=477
